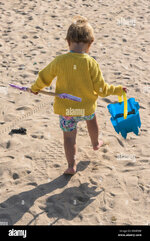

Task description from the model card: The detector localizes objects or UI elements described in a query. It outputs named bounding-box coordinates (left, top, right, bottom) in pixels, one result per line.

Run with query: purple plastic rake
left=58, top=93, right=81, bottom=102
left=9, top=84, right=28, bottom=91
left=9, top=84, right=82, bottom=102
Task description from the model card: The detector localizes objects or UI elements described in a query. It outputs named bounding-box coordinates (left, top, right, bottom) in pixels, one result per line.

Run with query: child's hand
left=31, top=90, right=38, bottom=95
left=123, top=87, right=128, bottom=93
left=27, top=88, right=38, bottom=95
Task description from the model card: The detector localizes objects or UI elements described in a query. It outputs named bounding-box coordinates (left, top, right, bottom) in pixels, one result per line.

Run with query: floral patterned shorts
left=59, top=113, right=95, bottom=132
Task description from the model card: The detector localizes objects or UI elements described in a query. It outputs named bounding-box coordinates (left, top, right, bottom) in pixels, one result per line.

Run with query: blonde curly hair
left=66, top=16, right=94, bottom=44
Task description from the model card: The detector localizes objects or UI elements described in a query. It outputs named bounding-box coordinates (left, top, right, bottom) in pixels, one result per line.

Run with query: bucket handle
left=118, top=91, right=127, bottom=119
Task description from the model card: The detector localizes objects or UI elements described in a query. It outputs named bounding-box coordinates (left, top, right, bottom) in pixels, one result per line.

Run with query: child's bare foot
left=64, top=166, right=76, bottom=175
left=93, top=140, right=104, bottom=150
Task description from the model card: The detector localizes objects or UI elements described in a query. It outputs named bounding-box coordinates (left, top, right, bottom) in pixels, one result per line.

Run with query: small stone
left=26, top=170, right=31, bottom=174
left=28, top=16, right=33, bottom=20
left=22, top=35, right=28, bottom=39
left=12, top=173, right=19, bottom=180
left=111, top=216, right=117, bottom=222
left=33, top=36, right=39, bottom=39
left=33, top=71, right=38, bottom=75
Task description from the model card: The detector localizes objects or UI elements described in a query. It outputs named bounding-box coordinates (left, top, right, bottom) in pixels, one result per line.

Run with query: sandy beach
left=0, top=0, right=150, bottom=225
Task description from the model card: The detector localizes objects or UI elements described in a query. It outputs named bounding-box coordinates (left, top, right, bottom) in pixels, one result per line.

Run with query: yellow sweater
left=31, top=52, right=123, bottom=116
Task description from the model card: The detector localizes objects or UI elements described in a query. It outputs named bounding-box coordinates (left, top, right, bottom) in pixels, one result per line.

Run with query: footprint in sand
left=27, top=182, right=38, bottom=187
left=110, top=136, right=124, bottom=147
left=24, top=155, right=32, bottom=160
left=6, top=140, right=11, bottom=149
left=6, top=156, right=15, bottom=159
left=102, top=98, right=112, bottom=104
left=89, top=177, right=98, bottom=185
left=16, top=106, right=32, bottom=111
left=31, top=134, right=44, bottom=139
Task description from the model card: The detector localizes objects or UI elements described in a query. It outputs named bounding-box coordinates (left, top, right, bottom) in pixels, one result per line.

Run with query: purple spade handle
left=58, top=93, right=81, bottom=102
left=9, top=84, right=82, bottom=102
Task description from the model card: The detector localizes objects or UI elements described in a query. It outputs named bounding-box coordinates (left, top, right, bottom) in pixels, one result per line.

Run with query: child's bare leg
left=86, top=115, right=103, bottom=150
left=63, top=128, right=77, bottom=174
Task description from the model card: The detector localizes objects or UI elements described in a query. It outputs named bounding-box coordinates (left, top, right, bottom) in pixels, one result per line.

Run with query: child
left=30, top=16, right=127, bottom=175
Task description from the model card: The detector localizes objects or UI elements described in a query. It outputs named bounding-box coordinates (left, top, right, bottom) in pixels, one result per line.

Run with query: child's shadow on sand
left=0, top=161, right=102, bottom=225
left=40, top=183, right=101, bottom=225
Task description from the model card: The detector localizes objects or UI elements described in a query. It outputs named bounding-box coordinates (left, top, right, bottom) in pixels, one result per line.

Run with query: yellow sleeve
left=91, top=61, right=123, bottom=97
left=31, top=58, right=57, bottom=93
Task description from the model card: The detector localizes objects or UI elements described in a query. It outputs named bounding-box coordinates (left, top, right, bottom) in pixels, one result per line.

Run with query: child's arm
left=30, top=59, right=57, bottom=94
left=91, top=62, right=125, bottom=97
